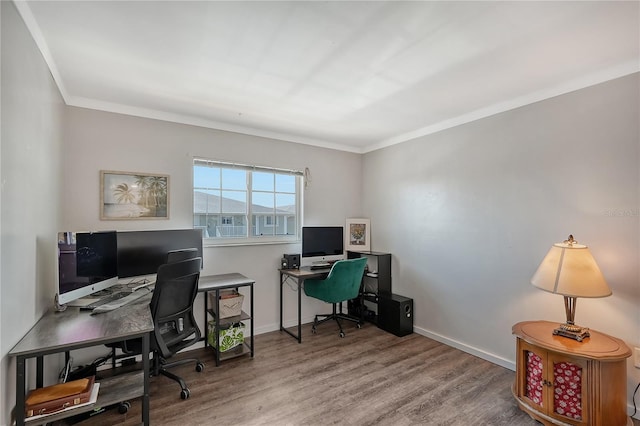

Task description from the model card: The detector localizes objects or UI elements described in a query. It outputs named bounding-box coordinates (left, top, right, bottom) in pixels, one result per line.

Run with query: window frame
left=193, top=158, right=302, bottom=246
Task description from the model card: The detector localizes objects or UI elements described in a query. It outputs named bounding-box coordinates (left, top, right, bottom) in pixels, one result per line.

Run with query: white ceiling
left=17, top=1, right=640, bottom=153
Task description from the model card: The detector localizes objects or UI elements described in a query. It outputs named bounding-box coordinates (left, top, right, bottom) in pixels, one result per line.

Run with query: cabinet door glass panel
left=553, top=360, right=582, bottom=420
left=525, top=350, right=544, bottom=406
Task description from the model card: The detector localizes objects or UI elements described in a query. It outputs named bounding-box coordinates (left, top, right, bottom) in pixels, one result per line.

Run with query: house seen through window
left=193, top=159, right=301, bottom=244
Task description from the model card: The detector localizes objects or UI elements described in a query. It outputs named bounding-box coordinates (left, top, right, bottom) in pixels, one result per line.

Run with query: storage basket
left=207, top=322, right=245, bottom=352
left=208, top=290, right=244, bottom=318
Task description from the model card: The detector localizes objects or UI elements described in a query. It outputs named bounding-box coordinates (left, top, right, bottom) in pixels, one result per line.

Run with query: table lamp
left=530, top=235, right=611, bottom=341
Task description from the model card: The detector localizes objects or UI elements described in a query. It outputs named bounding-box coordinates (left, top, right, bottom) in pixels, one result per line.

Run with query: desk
left=199, top=273, right=254, bottom=366
left=9, top=297, right=153, bottom=426
left=279, top=267, right=329, bottom=343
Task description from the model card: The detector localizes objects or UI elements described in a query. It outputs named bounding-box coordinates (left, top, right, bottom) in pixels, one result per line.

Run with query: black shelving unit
left=347, top=250, right=391, bottom=324
left=200, top=273, right=254, bottom=366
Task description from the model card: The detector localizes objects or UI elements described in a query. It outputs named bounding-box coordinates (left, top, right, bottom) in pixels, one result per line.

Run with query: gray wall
left=362, top=73, right=640, bottom=409
left=61, top=106, right=363, bottom=337
left=2, top=0, right=639, bottom=421
left=1, top=3, right=362, bottom=422
left=1, top=1, right=65, bottom=423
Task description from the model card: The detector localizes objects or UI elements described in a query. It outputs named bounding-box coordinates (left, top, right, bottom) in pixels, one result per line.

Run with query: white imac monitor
left=301, top=226, right=344, bottom=265
left=57, top=231, right=118, bottom=305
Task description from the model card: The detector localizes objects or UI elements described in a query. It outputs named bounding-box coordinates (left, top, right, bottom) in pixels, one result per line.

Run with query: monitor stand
left=67, top=296, right=102, bottom=308
left=54, top=293, right=68, bottom=312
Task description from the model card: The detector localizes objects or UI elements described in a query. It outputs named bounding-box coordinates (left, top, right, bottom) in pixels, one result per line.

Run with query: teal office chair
left=303, top=257, right=367, bottom=338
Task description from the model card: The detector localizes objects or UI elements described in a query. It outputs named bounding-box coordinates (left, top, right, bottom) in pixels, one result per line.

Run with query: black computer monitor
left=301, top=226, right=344, bottom=259
left=57, top=231, right=119, bottom=304
left=117, top=229, right=203, bottom=278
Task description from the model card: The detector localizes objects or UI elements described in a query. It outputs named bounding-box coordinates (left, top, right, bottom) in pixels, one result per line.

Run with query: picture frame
left=345, top=218, right=371, bottom=252
left=100, top=170, right=169, bottom=220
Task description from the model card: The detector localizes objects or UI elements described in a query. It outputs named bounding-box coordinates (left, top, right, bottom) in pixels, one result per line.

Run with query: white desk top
left=198, top=273, right=254, bottom=292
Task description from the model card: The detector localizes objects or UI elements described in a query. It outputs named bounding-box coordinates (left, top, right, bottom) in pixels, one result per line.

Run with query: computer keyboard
left=91, top=290, right=149, bottom=314
left=310, top=263, right=331, bottom=270
left=81, top=291, right=129, bottom=310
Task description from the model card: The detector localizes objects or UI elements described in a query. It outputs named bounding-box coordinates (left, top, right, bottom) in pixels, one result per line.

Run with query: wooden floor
left=67, top=322, right=638, bottom=426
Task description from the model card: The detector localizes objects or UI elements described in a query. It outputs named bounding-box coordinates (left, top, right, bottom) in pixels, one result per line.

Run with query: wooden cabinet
left=512, top=321, right=632, bottom=426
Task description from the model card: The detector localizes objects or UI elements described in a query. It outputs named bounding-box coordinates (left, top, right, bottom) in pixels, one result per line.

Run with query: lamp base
left=552, top=323, right=590, bottom=342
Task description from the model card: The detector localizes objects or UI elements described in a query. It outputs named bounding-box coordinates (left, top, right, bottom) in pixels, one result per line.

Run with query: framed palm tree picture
left=100, top=170, right=169, bottom=220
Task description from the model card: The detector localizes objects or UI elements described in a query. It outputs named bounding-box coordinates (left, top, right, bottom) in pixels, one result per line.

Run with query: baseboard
left=255, top=316, right=316, bottom=336
left=108, top=321, right=640, bottom=420
left=258, top=320, right=514, bottom=372
left=412, top=325, right=515, bottom=371
left=255, top=323, right=280, bottom=335
left=260, top=319, right=513, bottom=371
left=412, top=325, right=640, bottom=421
left=254, top=303, right=351, bottom=335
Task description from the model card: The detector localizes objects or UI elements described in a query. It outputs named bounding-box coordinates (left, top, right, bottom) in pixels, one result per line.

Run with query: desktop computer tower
left=377, top=294, right=413, bottom=337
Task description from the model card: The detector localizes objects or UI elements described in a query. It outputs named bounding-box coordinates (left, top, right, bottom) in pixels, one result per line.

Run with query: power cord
left=58, top=357, right=73, bottom=383
left=632, top=381, right=639, bottom=417
left=283, top=275, right=299, bottom=292
left=92, top=352, right=113, bottom=369
left=62, top=352, right=113, bottom=382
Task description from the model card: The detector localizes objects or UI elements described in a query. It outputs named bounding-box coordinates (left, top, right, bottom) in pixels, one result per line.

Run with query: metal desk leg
left=250, top=283, right=254, bottom=357
left=279, top=273, right=303, bottom=343
left=16, top=356, right=26, bottom=426
left=142, top=332, right=150, bottom=426
left=214, top=288, right=220, bottom=366
left=297, top=277, right=302, bottom=343
left=204, top=288, right=208, bottom=346
left=36, top=356, right=44, bottom=388
left=279, top=272, right=284, bottom=333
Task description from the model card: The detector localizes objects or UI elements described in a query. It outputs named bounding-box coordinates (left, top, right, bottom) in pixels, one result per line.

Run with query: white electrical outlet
left=635, top=347, right=640, bottom=369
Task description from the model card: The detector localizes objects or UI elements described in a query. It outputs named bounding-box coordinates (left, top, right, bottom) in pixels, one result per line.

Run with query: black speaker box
left=378, top=294, right=413, bottom=337
left=281, top=253, right=300, bottom=269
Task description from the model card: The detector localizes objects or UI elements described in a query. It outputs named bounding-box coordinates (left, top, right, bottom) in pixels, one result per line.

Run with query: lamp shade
left=531, top=241, right=611, bottom=298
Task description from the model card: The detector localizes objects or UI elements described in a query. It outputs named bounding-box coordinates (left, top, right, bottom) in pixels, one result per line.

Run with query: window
left=193, top=159, right=302, bottom=244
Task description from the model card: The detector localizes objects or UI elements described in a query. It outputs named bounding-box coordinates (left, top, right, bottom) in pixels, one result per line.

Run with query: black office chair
left=303, top=257, right=368, bottom=338
left=167, top=248, right=200, bottom=264
left=108, top=257, right=204, bottom=400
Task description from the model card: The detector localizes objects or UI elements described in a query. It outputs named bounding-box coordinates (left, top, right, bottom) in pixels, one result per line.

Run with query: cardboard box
left=208, top=291, right=244, bottom=319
